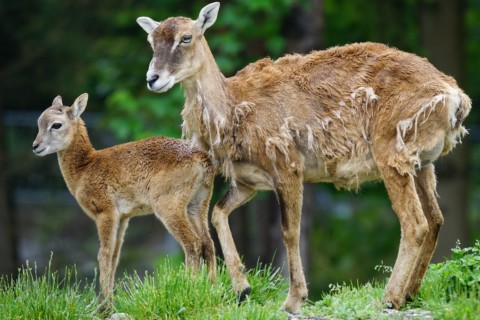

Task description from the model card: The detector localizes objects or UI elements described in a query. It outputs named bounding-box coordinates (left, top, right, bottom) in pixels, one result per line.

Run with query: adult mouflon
left=137, top=2, right=471, bottom=313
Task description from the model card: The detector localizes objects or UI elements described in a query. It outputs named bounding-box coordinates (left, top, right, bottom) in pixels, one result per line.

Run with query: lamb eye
left=181, top=35, right=192, bottom=44
left=51, top=123, right=62, bottom=130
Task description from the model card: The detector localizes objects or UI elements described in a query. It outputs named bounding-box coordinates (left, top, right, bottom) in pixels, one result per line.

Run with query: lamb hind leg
left=188, top=185, right=217, bottom=281
left=379, top=164, right=429, bottom=309
left=109, top=218, right=130, bottom=292
left=405, top=164, right=444, bottom=299
left=153, top=202, right=203, bottom=272
left=211, top=183, right=256, bottom=301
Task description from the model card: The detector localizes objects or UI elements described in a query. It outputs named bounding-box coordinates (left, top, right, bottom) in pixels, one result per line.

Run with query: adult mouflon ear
left=137, top=16, right=160, bottom=34
left=71, top=93, right=89, bottom=119
left=195, top=2, right=220, bottom=35
left=52, top=95, right=63, bottom=108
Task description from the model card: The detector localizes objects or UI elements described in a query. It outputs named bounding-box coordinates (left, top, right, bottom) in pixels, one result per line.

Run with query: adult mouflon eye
left=181, top=35, right=192, bottom=44
left=51, top=123, right=62, bottom=130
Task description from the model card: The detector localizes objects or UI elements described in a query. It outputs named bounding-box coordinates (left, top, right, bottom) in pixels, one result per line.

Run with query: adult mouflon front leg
left=211, top=183, right=256, bottom=301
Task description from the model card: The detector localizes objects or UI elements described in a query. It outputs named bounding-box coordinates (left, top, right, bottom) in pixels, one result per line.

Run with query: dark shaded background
left=1, top=0, right=479, bottom=299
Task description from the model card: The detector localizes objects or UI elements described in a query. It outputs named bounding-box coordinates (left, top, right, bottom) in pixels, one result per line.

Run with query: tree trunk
left=419, top=0, right=470, bottom=261
left=0, top=102, right=18, bottom=276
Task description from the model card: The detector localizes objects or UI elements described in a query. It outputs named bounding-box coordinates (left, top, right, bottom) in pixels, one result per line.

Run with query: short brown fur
left=32, top=93, right=216, bottom=314
left=137, top=2, right=471, bottom=313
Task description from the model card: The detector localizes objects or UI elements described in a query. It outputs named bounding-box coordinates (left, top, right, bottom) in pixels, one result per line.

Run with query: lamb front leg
left=96, top=213, right=119, bottom=315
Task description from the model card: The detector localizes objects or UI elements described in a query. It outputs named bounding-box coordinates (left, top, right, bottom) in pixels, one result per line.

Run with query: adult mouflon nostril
left=32, top=143, right=39, bottom=151
left=147, top=74, right=159, bottom=87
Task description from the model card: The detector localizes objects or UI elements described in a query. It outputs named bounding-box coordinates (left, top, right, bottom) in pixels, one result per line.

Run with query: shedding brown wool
left=137, top=2, right=471, bottom=314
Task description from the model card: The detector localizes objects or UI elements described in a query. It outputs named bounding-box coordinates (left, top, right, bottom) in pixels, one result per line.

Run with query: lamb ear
left=136, top=16, right=160, bottom=34
left=195, top=2, right=220, bottom=35
left=52, top=95, right=63, bottom=107
left=71, top=93, right=88, bottom=119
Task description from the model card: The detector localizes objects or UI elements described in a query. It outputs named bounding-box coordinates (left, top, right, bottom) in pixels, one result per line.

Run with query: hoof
left=97, top=303, right=113, bottom=318
left=383, top=301, right=395, bottom=309
left=282, top=297, right=304, bottom=315
left=383, top=299, right=402, bottom=310
left=382, top=294, right=403, bottom=310
left=238, top=286, right=251, bottom=305
left=405, top=293, right=414, bottom=303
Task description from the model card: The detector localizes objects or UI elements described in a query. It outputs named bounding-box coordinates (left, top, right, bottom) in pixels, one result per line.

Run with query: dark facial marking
left=152, top=17, right=191, bottom=72
left=153, top=17, right=190, bottom=42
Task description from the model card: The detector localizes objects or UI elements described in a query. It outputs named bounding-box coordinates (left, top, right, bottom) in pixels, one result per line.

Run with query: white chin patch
left=149, top=76, right=175, bottom=93
left=34, top=147, right=49, bottom=156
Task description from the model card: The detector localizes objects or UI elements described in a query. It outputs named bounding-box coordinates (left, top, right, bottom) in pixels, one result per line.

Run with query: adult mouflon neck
left=180, top=38, right=234, bottom=150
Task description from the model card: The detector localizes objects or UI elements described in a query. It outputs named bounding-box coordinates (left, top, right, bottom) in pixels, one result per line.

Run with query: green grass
left=1, top=242, right=479, bottom=319
left=114, top=261, right=287, bottom=319
left=0, top=260, right=98, bottom=320
left=304, top=240, right=480, bottom=319
left=0, top=260, right=288, bottom=320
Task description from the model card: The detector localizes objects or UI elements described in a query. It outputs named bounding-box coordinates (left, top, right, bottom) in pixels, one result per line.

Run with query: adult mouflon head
left=137, top=2, right=220, bottom=92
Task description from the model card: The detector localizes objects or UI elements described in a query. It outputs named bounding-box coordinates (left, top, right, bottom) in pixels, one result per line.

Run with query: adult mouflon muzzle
left=145, top=70, right=175, bottom=93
